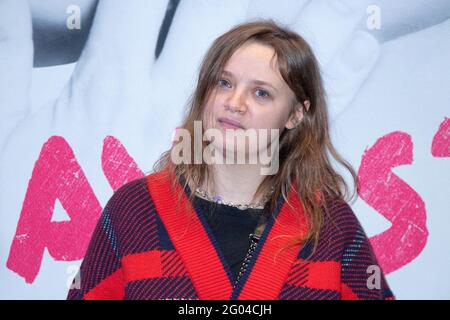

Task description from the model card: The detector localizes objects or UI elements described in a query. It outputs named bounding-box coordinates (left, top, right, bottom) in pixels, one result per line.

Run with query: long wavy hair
left=152, top=19, right=358, bottom=255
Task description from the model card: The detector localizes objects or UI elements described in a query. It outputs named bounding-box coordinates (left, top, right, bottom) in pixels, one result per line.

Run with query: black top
left=193, top=195, right=265, bottom=283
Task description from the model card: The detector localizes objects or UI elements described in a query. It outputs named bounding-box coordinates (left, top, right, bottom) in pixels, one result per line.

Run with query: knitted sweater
left=67, top=171, right=395, bottom=300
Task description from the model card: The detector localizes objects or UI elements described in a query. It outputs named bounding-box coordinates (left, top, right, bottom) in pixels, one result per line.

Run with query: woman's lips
left=217, top=117, right=245, bottom=130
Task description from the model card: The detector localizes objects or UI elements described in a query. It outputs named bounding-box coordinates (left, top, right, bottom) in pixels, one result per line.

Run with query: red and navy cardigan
left=67, top=171, right=395, bottom=300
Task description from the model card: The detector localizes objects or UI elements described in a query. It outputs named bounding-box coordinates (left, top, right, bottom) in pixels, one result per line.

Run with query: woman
left=67, top=20, right=395, bottom=300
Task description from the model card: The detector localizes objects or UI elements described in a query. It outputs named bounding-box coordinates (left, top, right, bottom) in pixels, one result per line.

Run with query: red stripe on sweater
left=238, top=185, right=310, bottom=300
left=146, top=171, right=233, bottom=300
left=304, top=261, right=341, bottom=291
left=84, top=269, right=125, bottom=300
left=341, top=283, right=359, bottom=300
left=122, top=250, right=162, bottom=282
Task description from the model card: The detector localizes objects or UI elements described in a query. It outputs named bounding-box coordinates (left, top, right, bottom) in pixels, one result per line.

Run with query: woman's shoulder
left=105, top=170, right=175, bottom=213
left=104, top=176, right=152, bottom=216
left=99, top=175, right=164, bottom=256
left=322, top=197, right=367, bottom=241
left=325, top=197, right=357, bottom=220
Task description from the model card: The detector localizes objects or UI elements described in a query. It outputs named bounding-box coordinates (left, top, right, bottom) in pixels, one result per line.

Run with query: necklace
left=195, top=186, right=275, bottom=210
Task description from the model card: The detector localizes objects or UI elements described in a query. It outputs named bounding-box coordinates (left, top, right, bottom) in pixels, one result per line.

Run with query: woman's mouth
left=217, top=117, right=245, bottom=130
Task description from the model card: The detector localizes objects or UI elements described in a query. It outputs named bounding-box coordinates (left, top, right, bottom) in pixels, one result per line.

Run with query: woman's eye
left=217, top=80, right=270, bottom=99
left=255, top=89, right=269, bottom=99
left=218, top=79, right=231, bottom=88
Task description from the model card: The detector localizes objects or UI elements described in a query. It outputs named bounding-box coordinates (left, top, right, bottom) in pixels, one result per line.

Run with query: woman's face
left=202, top=41, right=302, bottom=159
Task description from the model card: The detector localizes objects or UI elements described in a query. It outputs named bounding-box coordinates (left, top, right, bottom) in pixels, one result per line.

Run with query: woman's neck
left=203, top=163, right=266, bottom=205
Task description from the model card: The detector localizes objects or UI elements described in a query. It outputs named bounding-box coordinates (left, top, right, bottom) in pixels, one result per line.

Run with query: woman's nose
left=225, top=88, right=247, bottom=114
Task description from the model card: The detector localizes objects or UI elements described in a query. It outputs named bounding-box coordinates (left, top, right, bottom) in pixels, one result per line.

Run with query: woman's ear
left=303, top=100, right=310, bottom=112
left=285, top=100, right=310, bottom=129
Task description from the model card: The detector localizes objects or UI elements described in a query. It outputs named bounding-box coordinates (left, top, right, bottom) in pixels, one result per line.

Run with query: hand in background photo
left=0, top=0, right=33, bottom=149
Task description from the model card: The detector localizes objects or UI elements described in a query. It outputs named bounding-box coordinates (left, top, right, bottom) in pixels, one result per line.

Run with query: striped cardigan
left=67, top=171, right=395, bottom=300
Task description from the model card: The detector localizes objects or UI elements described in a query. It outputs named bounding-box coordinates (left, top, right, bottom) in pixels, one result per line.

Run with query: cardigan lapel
left=146, top=171, right=309, bottom=300
left=146, top=171, right=232, bottom=300
left=235, top=186, right=309, bottom=299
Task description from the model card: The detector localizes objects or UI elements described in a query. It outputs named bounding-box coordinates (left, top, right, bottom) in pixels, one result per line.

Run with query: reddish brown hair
left=152, top=19, right=358, bottom=255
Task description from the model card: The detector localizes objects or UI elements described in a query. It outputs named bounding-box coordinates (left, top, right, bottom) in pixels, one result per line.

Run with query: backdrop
left=1, top=0, right=449, bottom=299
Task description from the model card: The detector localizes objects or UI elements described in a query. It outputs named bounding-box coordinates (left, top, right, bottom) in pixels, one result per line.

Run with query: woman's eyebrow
left=222, top=70, right=279, bottom=93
